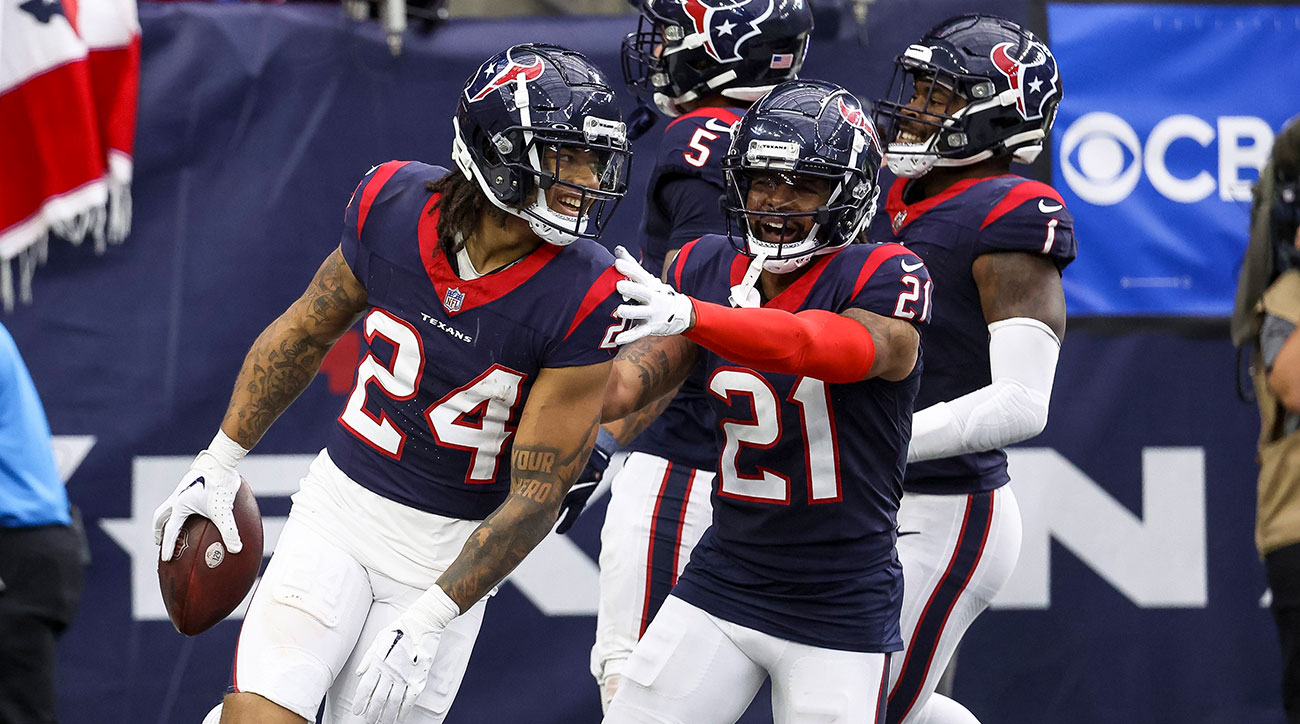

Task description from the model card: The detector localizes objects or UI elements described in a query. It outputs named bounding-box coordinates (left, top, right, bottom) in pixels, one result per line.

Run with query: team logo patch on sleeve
left=443, top=287, right=466, bottom=313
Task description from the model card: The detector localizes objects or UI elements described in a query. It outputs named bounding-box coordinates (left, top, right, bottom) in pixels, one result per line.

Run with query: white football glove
left=353, top=585, right=460, bottom=724
left=153, top=431, right=248, bottom=560
left=612, top=246, right=695, bottom=345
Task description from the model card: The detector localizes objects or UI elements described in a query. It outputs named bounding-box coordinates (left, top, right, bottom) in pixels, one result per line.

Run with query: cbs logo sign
left=1059, top=112, right=1274, bottom=206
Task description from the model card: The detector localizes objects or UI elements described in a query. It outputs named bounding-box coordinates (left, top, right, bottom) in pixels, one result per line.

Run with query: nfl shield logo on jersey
left=443, top=287, right=465, bottom=313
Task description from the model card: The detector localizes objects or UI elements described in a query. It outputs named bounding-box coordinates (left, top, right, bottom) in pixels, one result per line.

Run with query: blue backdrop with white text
left=1048, top=2, right=1300, bottom=316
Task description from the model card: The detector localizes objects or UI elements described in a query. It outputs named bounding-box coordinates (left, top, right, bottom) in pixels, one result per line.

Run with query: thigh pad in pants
left=235, top=519, right=374, bottom=721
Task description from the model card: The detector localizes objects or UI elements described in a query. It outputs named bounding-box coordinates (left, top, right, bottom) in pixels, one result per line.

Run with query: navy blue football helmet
left=622, top=0, right=814, bottom=117
left=453, top=44, right=631, bottom=245
left=721, top=79, right=883, bottom=273
left=872, top=14, right=1063, bottom=178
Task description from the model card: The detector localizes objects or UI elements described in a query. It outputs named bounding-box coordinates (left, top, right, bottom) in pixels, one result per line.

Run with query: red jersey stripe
left=356, top=161, right=410, bottom=239
left=564, top=265, right=621, bottom=340
left=979, top=179, right=1066, bottom=230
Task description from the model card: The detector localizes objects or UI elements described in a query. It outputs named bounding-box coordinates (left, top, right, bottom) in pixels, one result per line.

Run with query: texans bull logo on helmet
left=680, top=0, right=779, bottom=64
left=466, top=53, right=544, bottom=103
left=989, top=40, right=1059, bottom=121
left=837, top=97, right=883, bottom=157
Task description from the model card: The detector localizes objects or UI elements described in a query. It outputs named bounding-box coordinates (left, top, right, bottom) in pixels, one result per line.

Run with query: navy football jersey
left=880, top=174, right=1077, bottom=495
left=326, top=161, right=623, bottom=520
left=666, top=235, right=932, bottom=653
left=627, top=107, right=744, bottom=472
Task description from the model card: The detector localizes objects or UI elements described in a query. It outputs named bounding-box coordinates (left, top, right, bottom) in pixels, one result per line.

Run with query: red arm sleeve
left=683, top=300, right=875, bottom=383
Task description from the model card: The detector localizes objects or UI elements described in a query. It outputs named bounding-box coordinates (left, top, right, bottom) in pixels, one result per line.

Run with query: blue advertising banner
left=1048, top=3, right=1300, bottom=316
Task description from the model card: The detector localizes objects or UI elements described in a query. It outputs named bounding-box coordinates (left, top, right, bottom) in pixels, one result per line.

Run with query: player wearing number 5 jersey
left=599, top=80, right=931, bottom=724
left=150, top=44, right=630, bottom=724
left=870, top=15, right=1076, bottom=724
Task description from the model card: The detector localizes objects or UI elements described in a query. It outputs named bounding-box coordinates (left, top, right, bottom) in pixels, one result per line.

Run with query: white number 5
left=683, top=127, right=719, bottom=168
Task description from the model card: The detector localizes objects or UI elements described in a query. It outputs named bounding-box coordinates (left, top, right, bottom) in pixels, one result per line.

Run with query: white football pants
left=231, top=453, right=489, bottom=723
left=591, top=452, right=714, bottom=705
left=886, top=487, right=1022, bottom=724
left=604, top=596, right=890, bottom=724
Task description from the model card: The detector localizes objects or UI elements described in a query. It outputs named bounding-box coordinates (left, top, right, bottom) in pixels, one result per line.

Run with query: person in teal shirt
left=0, top=321, right=86, bottom=724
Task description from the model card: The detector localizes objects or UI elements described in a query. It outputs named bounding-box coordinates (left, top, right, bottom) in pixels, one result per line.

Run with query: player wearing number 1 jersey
left=579, top=0, right=814, bottom=711
left=151, top=44, right=630, bottom=724
left=599, top=80, right=931, bottom=724
left=870, top=15, right=1076, bottom=724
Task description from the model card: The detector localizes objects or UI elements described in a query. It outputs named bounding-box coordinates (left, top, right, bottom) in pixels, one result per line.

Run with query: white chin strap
left=729, top=253, right=766, bottom=308
left=761, top=254, right=813, bottom=274
left=653, top=92, right=686, bottom=118
left=525, top=190, right=585, bottom=246
left=886, top=141, right=939, bottom=178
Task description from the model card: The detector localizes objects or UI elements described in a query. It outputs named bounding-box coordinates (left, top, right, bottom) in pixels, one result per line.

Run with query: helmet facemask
left=723, top=138, right=877, bottom=274
left=875, top=54, right=989, bottom=178
left=512, top=117, right=630, bottom=246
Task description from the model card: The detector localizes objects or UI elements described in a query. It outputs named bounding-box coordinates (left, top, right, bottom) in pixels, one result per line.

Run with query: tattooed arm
left=601, top=336, right=698, bottom=424
left=600, top=384, right=681, bottom=446
left=220, top=246, right=368, bottom=448
left=435, top=359, right=613, bottom=610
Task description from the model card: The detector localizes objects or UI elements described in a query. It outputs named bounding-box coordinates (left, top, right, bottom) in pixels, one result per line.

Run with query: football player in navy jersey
left=869, top=14, right=1076, bottom=724
left=599, top=80, right=932, bottom=724
left=151, top=44, right=631, bottom=724
left=569, top=0, right=815, bottom=711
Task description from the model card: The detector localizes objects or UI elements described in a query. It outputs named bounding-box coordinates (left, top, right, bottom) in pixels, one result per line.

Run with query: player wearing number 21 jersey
left=152, top=44, right=631, bottom=724
left=599, top=80, right=932, bottom=724
left=578, top=0, right=816, bottom=713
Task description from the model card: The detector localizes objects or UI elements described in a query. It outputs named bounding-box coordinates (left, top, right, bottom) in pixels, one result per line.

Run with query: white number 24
left=339, top=309, right=524, bottom=484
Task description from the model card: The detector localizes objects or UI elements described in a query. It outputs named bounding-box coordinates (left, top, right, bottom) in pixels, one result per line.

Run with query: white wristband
left=405, top=584, right=461, bottom=634
left=205, top=430, right=249, bottom=470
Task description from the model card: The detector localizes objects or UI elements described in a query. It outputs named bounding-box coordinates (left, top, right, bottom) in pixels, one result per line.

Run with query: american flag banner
left=0, top=0, right=139, bottom=309
left=80, top=0, right=140, bottom=247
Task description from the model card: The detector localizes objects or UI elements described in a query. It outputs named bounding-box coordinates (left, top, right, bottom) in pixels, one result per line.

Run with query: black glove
left=555, top=429, right=619, bottom=534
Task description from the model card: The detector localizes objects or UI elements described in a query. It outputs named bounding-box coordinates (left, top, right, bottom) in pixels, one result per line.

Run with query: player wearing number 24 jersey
left=327, top=158, right=624, bottom=520
left=151, top=44, right=631, bottom=724
left=599, top=80, right=931, bottom=724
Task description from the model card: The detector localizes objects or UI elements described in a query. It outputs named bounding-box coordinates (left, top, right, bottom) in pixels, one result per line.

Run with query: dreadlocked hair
left=426, top=172, right=509, bottom=259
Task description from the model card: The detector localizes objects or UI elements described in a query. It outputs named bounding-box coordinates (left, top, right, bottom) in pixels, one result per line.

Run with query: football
left=157, top=477, right=264, bottom=636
